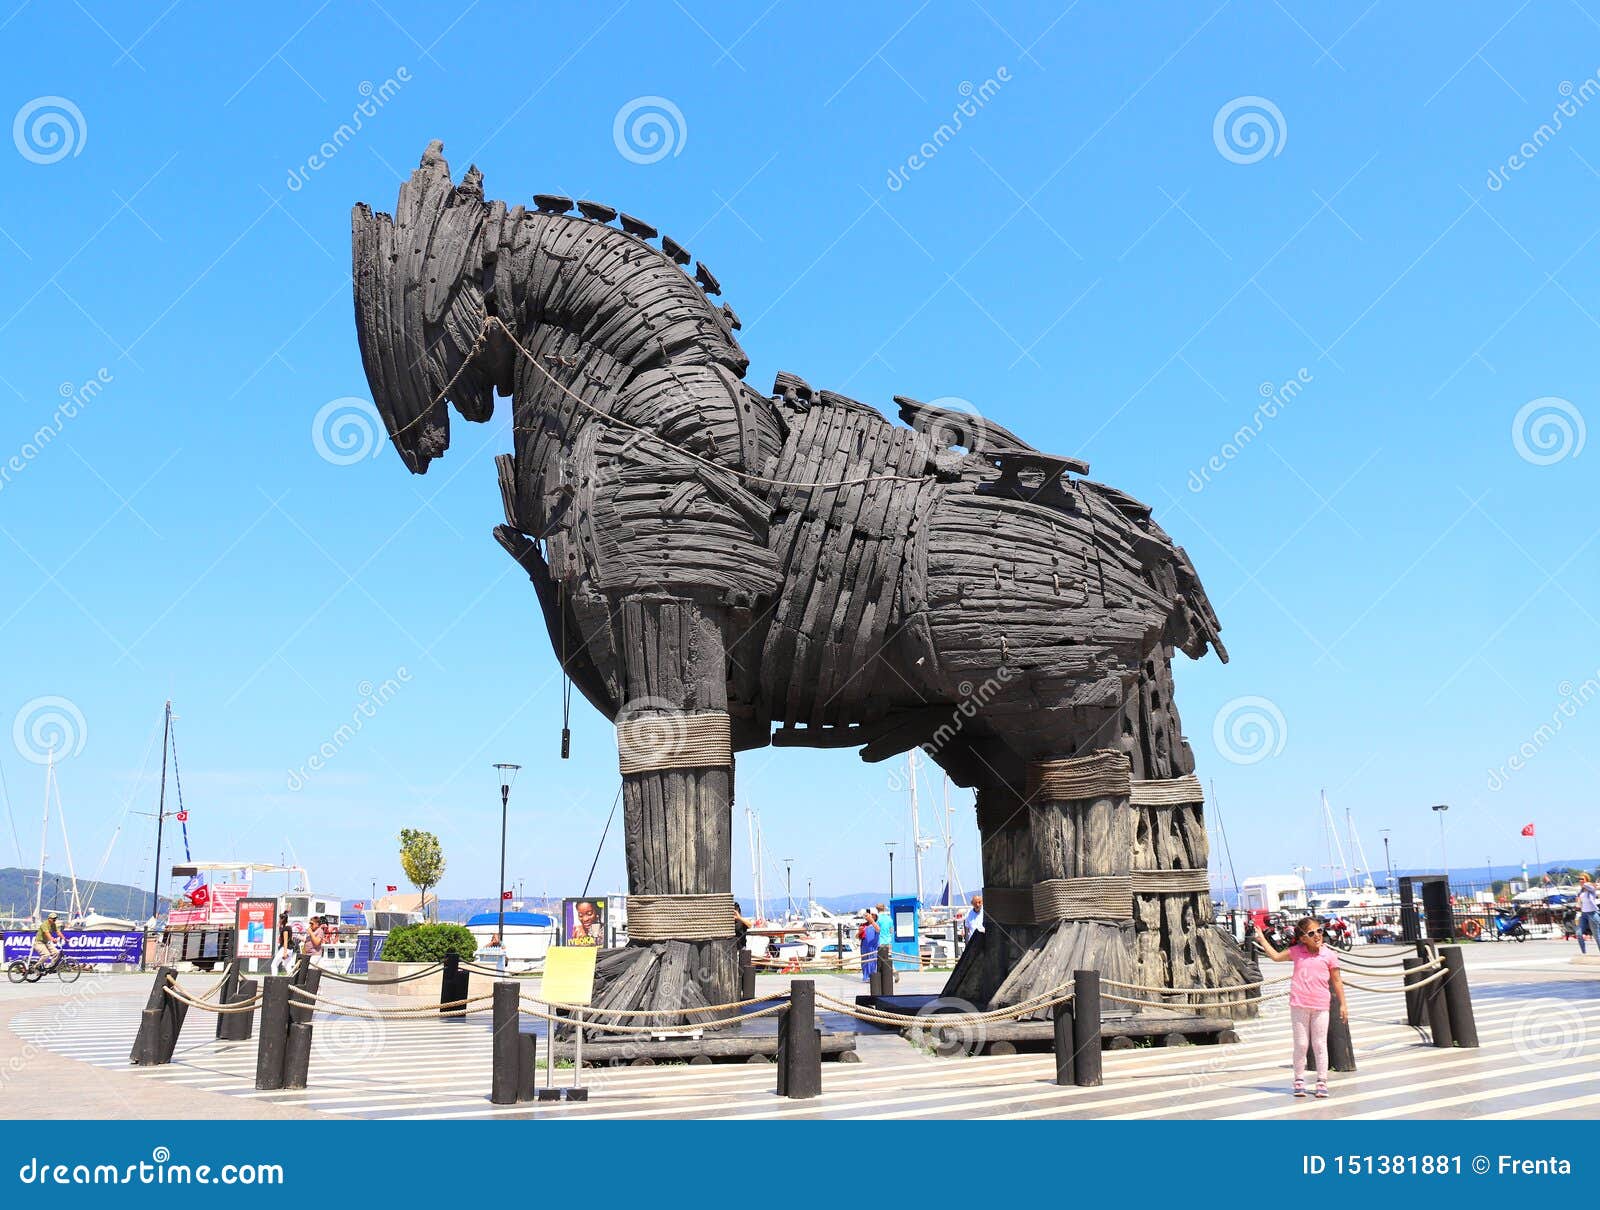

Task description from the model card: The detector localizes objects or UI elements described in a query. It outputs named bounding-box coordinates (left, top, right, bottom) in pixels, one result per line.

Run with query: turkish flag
left=189, top=884, right=210, bottom=907
left=1521, top=823, right=1536, bottom=837
left=386, top=885, right=397, bottom=892
left=176, top=810, right=188, bottom=822
left=352, top=902, right=363, bottom=911
left=502, top=890, right=514, bottom=900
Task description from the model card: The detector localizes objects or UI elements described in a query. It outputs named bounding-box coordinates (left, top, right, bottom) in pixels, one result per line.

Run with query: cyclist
left=32, top=912, right=65, bottom=969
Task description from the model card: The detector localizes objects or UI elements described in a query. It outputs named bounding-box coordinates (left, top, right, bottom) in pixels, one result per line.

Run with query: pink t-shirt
left=1288, top=943, right=1339, bottom=1009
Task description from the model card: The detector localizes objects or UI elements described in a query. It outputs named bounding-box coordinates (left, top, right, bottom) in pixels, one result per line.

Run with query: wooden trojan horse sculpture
left=352, top=143, right=1257, bottom=1021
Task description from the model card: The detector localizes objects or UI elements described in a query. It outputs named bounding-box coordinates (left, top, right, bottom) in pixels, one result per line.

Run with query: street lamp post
left=1432, top=803, right=1450, bottom=886
left=492, top=763, right=522, bottom=944
left=783, top=858, right=795, bottom=920
left=886, top=843, right=898, bottom=899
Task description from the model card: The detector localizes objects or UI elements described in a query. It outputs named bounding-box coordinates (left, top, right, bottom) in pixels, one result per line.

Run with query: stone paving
left=4, top=944, right=1596, bottom=1120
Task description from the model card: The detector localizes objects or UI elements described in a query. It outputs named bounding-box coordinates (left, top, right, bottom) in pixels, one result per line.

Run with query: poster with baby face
left=562, top=897, right=607, bottom=947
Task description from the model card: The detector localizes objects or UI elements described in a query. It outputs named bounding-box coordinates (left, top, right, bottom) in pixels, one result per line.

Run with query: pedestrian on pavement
left=272, top=917, right=297, bottom=975
left=1576, top=877, right=1600, bottom=955
left=1256, top=916, right=1348, bottom=1099
left=859, top=912, right=880, bottom=983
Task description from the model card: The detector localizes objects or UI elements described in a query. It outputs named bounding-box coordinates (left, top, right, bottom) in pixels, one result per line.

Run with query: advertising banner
left=234, top=898, right=277, bottom=960
left=561, top=897, right=607, bottom=947
left=2, top=930, right=144, bottom=965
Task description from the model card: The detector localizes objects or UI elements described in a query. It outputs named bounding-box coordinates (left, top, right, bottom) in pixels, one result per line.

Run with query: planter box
left=367, top=960, right=445, bottom=998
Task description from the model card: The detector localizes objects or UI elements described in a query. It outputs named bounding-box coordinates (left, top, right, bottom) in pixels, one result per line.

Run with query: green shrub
left=379, top=922, right=477, bottom=963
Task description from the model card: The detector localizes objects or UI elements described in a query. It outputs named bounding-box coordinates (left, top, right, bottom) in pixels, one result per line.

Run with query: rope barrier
left=316, top=962, right=445, bottom=986
left=1102, top=977, right=1267, bottom=996
left=1341, top=968, right=1448, bottom=995
left=516, top=996, right=790, bottom=1035
left=287, top=988, right=499, bottom=1018
left=162, top=985, right=263, bottom=1014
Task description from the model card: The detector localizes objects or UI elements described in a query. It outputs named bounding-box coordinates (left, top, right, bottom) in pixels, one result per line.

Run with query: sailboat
left=1306, top=790, right=1394, bottom=913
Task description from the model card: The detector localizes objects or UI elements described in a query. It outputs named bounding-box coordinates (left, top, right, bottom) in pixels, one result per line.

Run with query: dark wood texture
left=352, top=142, right=1239, bottom=1014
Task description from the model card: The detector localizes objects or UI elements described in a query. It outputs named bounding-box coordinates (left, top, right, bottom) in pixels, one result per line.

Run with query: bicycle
left=6, top=953, right=82, bottom=984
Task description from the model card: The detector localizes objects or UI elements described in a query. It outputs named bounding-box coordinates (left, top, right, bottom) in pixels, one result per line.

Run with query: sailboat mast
left=944, top=775, right=955, bottom=906
left=908, top=749, right=924, bottom=906
left=149, top=701, right=171, bottom=928
left=33, top=748, right=52, bottom=920
left=52, top=763, right=82, bottom=919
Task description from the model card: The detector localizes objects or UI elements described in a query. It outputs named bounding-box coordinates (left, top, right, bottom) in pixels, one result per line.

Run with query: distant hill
left=0, top=867, right=155, bottom=921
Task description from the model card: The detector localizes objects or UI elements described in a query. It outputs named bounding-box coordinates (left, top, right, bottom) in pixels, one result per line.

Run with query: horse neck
left=492, top=210, right=743, bottom=377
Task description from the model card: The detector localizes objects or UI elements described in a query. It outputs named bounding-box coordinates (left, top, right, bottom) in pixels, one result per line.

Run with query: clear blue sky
left=1, top=1, right=1596, bottom=913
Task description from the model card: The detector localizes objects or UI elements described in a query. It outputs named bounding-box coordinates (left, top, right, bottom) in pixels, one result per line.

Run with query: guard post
left=1321, top=1005, right=1356, bottom=1072
left=491, top=980, right=523, bottom=1105
left=130, top=965, right=185, bottom=1066
left=776, top=979, right=821, bottom=1099
left=441, top=951, right=469, bottom=1016
left=282, top=967, right=320, bottom=1089
left=1439, top=945, right=1478, bottom=1048
left=1071, top=969, right=1102, bottom=1087
left=1401, top=956, right=1425, bottom=1027
left=254, top=975, right=292, bottom=1089
left=1052, top=992, right=1075, bottom=1086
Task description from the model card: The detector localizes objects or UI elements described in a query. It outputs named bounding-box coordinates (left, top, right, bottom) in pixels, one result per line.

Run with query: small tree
left=398, top=828, right=445, bottom=921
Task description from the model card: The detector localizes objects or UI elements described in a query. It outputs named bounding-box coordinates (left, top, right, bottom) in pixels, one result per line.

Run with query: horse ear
left=351, top=142, right=494, bottom=473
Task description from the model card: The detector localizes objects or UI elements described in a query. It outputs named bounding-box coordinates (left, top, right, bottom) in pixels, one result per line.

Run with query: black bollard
left=1071, top=970, right=1102, bottom=1087
left=280, top=968, right=320, bottom=1089
left=739, top=949, right=756, bottom=1000
left=1319, top=1005, right=1356, bottom=1073
left=776, top=980, right=821, bottom=1099
left=255, top=975, right=292, bottom=1090
left=218, top=977, right=258, bottom=1042
left=1052, top=994, right=1076, bottom=1086
left=1440, top=946, right=1478, bottom=1048
left=441, top=951, right=469, bottom=1016
left=517, top=1033, right=538, bottom=1103
left=878, top=945, right=895, bottom=995
left=155, top=973, right=189, bottom=1064
left=130, top=965, right=177, bottom=1065
left=1402, top=957, right=1424, bottom=1027
left=491, top=981, right=520, bottom=1106
left=214, top=960, right=240, bottom=1041
left=1422, top=961, right=1454, bottom=1049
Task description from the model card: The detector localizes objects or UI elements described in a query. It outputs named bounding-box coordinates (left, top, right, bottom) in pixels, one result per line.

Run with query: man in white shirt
left=1576, top=877, right=1599, bottom=955
left=963, top=894, right=984, bottom=939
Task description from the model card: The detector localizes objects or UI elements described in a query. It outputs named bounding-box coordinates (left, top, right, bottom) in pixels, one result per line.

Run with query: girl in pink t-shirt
left=1257, top=917, right=1348, bottom=1098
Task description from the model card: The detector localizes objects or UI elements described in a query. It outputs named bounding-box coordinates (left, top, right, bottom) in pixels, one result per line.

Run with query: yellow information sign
left=542, top=945, right=598, bottom=1007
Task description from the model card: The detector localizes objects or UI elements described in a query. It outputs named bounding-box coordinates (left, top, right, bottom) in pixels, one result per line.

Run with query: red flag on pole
left=386, top=885, right=397, bottom=892
left=502, top=890, right=514, bottom=900
left=352, top=902, right=363, bottom=911
left=1521, top=823, right=1536, bottom=837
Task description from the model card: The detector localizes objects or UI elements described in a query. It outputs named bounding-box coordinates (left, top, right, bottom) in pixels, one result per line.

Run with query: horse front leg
left=586, top=594, right=743, bottom=1026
